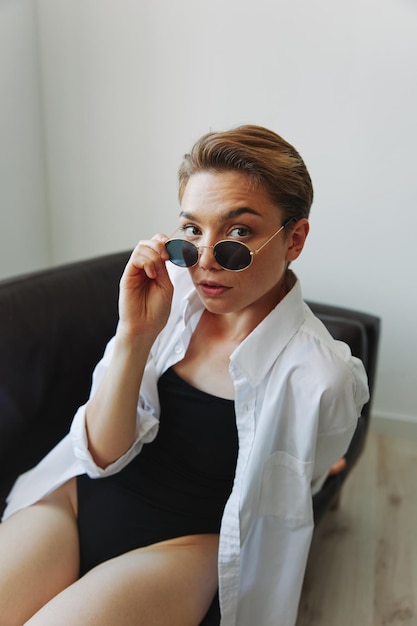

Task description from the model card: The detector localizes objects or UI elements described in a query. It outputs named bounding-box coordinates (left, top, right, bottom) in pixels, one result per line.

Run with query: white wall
left=4, top=0, right=417, bottom=426
left=0, top=0, right=49, bottom=279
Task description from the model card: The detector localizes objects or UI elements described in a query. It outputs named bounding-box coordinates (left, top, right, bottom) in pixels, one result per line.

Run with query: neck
left=204, top=270, right=295, bottom=344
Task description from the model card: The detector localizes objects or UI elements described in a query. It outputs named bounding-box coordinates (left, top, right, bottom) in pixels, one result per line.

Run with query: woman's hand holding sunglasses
left=118, top=235, right=174, bottom=340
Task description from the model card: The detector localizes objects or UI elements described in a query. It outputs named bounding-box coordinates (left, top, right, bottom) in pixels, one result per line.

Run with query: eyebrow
left=179, top=207, right=262, bottom=221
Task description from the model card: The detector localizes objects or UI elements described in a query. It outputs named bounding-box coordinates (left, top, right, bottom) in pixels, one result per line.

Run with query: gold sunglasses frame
left=165, top=218, right=296, bottom=272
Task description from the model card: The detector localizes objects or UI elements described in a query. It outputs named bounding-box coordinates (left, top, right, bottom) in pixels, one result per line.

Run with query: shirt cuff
left=69, top=403, right=159, bottom=478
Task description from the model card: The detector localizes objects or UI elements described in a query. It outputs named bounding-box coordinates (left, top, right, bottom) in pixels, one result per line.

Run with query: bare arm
left=85, top=235, right=173, bottom=468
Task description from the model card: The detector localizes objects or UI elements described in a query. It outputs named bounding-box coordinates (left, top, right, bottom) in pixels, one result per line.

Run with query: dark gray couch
left=0, top=251, right=380, bottom=624
left=0, top=250, right=380, bottom=522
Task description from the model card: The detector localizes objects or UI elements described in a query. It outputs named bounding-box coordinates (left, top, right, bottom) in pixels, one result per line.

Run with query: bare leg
left=0, top=479, right=79, bottom=626
left=25, top=533, right=219, bottom=626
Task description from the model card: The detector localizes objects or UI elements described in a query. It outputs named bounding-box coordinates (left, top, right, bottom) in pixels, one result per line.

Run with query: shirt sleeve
left=311, top=353, right=370, bottom=494
left=69, top=336, right=160, bottom=478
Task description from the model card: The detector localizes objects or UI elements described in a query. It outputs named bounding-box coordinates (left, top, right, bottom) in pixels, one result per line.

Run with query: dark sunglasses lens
left=215, top=241, right=251, bottom=270
left=165, top=240, right=198, bottom=267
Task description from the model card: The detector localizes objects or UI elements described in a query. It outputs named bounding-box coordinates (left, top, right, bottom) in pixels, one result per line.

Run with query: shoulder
left=288, top=305, right=369, bottom=425
left=299, top=304, right=366, bottom=384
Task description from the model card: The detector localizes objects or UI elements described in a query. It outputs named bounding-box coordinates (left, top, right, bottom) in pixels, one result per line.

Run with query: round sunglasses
left=165, top=218, right=296, bottom=272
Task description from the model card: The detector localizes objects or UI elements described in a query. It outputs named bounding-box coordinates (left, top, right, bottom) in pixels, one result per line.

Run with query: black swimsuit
left=76, top=367, right=238, bottom=575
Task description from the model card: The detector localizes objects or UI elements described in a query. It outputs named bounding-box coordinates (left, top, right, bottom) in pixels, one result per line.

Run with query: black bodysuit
left=76, top=367, right=238, bottom=575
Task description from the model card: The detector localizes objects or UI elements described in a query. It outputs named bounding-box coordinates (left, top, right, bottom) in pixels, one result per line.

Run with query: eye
left=230, top=226, right=252, bottom=238
left=180, top=224, right=202, bottom=238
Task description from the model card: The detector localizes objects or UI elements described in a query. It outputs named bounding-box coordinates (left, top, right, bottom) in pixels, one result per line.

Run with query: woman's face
left=178, top=170, right=308, bottom=322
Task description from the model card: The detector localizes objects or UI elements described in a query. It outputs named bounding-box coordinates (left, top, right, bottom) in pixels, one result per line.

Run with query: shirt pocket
left=258, top=451, right=313, bottom=527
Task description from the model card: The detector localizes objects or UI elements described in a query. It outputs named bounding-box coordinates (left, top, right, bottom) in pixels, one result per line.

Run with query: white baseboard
left=371, top=412, right=417, bottom=441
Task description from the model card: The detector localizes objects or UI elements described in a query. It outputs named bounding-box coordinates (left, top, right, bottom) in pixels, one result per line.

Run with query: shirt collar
left=171, top=265, right=306, bottom=385
left=168, top=264, right=204, bottom=327
left=230, top=275, right=306, bottom=385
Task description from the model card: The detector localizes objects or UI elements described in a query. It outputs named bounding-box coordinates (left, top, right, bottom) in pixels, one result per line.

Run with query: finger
left=151, top=233, right=170, bottom=262
left=137, top=235, right=173, bottom=277
left=328, top=457, right=347, bottom=475
left=126, top=239, right=168, bottom=281
left=137, top=235, right=170, bottom=264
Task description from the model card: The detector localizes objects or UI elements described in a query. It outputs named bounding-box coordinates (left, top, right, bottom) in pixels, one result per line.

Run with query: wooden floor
left=296, top=429, right=417, bottom=626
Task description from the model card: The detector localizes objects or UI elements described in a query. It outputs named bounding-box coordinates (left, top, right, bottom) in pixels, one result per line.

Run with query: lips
left=198, top=281, right=231, bottom=297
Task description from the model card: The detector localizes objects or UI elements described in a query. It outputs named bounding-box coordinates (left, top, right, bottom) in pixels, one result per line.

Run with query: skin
left=172, top=171, right=309, bottom=399
left=0, top=170, right=337, bottom=625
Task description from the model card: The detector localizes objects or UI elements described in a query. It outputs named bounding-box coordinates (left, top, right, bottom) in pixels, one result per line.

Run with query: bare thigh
left=0, top=479, right=79, bottom=626
left=25, top=533, right=220, bottom=626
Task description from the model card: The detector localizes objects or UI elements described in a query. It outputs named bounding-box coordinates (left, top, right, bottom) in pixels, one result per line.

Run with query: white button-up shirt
left=3, top=266, right=369, bottom=625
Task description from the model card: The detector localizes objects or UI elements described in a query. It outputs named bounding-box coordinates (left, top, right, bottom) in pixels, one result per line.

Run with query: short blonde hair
left=178, top=125, right=313, bottom=222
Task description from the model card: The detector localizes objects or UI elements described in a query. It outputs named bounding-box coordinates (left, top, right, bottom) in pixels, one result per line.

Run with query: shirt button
left=174, top=344, right=182, bottom=354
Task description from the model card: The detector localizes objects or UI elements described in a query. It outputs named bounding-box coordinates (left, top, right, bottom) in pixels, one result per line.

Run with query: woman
left=0, top=125, right=369, bottom=626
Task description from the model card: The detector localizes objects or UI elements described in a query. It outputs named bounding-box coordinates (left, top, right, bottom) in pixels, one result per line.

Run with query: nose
left=198, top=244, right=220, bottom=269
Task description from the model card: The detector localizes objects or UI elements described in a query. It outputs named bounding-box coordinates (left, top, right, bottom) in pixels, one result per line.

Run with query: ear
left=286, top=218, right=309, bottom=262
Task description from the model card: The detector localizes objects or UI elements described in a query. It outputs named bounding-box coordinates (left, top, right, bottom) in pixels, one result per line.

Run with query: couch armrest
left=0, top=251, right=130, bottom=513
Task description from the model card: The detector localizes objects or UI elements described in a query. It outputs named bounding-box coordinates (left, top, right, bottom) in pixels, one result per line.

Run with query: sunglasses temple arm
left=166, top=227, right=182, bottom=240
left=283, top=217, right=298, bottom=228
left=254, top=217, right=298, bottom=255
